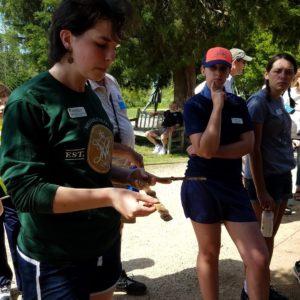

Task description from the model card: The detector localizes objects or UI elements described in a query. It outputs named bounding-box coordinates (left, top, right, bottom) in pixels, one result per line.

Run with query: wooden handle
left=138, top=181, right=172, bottom=222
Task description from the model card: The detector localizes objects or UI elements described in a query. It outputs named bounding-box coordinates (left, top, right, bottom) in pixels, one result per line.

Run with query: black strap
left=109, top=94, right=121, bottom=136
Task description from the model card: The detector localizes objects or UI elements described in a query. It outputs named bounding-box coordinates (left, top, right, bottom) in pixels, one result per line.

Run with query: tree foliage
left=114, top=0, right=300, bottom=105
left=0, top=29, right=36, bottom=89
left=0, top=0, right=299, bottom=106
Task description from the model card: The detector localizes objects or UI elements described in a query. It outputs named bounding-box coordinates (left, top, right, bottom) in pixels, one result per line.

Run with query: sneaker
left=292, top=260, right=300, bottom=283
left=240, top=288, right=249, bottom=300
left=152, top=144, right=162, bottom=154
left=241, top=286, right=288, bottom=300
left=0, top=284, right=11, bottom=300
left=269, top=286, right=288, bottom=300
left=115, top=270, right=147, bottom=295
left=158, top=147, right=166, bottom=155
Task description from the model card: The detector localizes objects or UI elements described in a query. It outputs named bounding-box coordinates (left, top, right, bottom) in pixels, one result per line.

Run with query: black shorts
left=181, top=179, right=256, bottom=223
left=244, top=171, right=292, bottom=203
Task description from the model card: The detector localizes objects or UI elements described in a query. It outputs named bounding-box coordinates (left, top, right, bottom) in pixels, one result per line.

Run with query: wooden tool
left=138, top=181, right=172, bottom=222
left=157, top=176, right=207, bottom=181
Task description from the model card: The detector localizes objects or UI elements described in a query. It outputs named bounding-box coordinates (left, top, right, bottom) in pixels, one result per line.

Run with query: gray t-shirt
left=244, top=89, right=295, bottom=178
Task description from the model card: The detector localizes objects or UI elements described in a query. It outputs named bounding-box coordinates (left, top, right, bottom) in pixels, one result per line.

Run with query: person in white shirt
left=194, top=48, right=253, bottom=95
left=283, top=69, right=300, bottom=137
left=89, top=75, right=142, bottom=168
left=89, top=75, right=148, bottom=296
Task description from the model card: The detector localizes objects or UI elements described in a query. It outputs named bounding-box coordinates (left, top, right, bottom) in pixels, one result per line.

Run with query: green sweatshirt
left=0, top=72, right=121, bottom=263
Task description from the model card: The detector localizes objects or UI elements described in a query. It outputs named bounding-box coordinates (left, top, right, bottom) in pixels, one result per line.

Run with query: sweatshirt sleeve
left=0, top=95, right=58, bottom=213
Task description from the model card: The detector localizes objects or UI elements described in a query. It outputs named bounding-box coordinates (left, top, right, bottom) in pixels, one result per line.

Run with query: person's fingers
left=294, top=190, right=300, bottom=201
left=155, top=178, right=172, bottom=184
left=137, top=193, right=158, bottom=204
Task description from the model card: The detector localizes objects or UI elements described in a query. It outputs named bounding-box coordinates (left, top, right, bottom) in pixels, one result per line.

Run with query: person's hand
left=294, top=186, right=300, bottom=201
left=127, top=168, right=171, bottom=190
left=292, top=139, right=300, bottom=150
left=186, top=145, right=196, bottom=156
left=128, top=150, right=144, bottom=168
left=257, top=190, right=275, bottom=211
left=110, top=188, right=158, bottom=220
left=210, top=81, right=225, bottom=109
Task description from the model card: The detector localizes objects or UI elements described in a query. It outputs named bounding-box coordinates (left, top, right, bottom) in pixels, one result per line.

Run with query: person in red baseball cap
left=195, top=47, right=253, bottom=95
left=181, top=47, right=270, bottom=299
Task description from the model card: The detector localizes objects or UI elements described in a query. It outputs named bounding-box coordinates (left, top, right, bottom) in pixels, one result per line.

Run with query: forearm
left=113, top=143, right=130, bottom=157
left=215, top=140, right=252, bottom=159
left=111, top=165, right=133, bottom=184
left=195, top=107, right=222, bottom=158
left=113, top=143, right=143, bottom=167
left=249, top=149, right=267, bottom=195
left=215, top=132, right=254, bottom=159
left=52, top=186, right=116, bottom=213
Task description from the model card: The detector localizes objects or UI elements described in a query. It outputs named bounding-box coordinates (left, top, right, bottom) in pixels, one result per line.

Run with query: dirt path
left=115, top=162, right=300, bottom=300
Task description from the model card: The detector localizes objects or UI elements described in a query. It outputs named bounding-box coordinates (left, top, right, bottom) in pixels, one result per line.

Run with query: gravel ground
left=7, top=161, right=300, bottom=299
left=115, top=162, right=300, bottom=300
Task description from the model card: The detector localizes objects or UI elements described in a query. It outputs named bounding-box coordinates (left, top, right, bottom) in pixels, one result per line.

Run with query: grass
left=128, top=106, right=187, bottom=165
left=127, top=107, right=168, bottom=120
left=134, top=136, right=188, bottom=166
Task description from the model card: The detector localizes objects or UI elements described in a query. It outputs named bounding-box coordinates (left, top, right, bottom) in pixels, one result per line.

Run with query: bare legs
left=145, top=130, right=160, bottom=146
left=191, top=222, right=221, bottom=300
left=192, top=220, right=269, bottom=300
left=251, top=199, right=287, bottom=264
left=225, top=221, right=269, bottom=300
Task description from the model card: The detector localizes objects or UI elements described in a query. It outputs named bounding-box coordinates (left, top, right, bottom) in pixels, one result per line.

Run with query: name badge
left=231, top=117, right=243, bottom=124
left=68, top=107, right=87, bottom=118
left=118, top=100, right=126, bottom=110
left=276, top=108, right=283, bottom=115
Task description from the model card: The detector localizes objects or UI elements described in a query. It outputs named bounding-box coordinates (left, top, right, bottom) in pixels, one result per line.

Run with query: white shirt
left=194, top=75, right=234, bottom=94
left=283, top=87, right=300, bottom=138
left=89, top=75, right=135, bottom=166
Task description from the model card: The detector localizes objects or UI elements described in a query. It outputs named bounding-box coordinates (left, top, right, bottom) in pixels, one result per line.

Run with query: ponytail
left=287, top=87, right=296, bottom=108
left=265, top=80, right=272, bottom=102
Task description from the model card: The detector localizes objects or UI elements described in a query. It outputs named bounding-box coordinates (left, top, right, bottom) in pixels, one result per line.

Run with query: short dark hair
left=48, top=0, right=131, bottom=65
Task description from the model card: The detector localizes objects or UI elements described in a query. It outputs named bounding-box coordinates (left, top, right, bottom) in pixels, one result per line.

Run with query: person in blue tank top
left=181, top=47, right=269, bottom=300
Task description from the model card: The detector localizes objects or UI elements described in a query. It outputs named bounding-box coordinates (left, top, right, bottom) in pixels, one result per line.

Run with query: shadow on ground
left=114, top=258, right=300, bottom=300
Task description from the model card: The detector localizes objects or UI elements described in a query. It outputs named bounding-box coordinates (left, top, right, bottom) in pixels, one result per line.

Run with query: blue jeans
left=0, top=197, right=21, bottom=290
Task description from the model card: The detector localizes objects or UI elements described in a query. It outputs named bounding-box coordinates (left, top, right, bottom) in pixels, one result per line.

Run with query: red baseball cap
left=202, top=47, right=232, bottom=68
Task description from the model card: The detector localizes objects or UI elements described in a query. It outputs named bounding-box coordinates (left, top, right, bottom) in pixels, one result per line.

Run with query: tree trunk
left=173, top=64, right=196, bottom=108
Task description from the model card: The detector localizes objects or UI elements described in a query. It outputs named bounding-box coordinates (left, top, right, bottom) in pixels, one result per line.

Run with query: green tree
left=0, top=0, right=299, bottom=105
left=0, top=0, right=58, bottom=73
left=0, top=29, right=36, bottom=88
left=115, top=0, right=300, bottom=106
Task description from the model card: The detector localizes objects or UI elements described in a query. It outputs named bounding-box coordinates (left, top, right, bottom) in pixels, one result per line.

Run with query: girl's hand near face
left=210, top=81, right=226, bottom=110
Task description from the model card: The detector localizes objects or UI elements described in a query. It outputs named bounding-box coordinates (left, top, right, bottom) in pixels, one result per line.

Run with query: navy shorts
left=17, top=235, right=122, bottom=300
left=244, top=171, right=292, bottom=203
left=181, top=179, right=256, bottom=224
